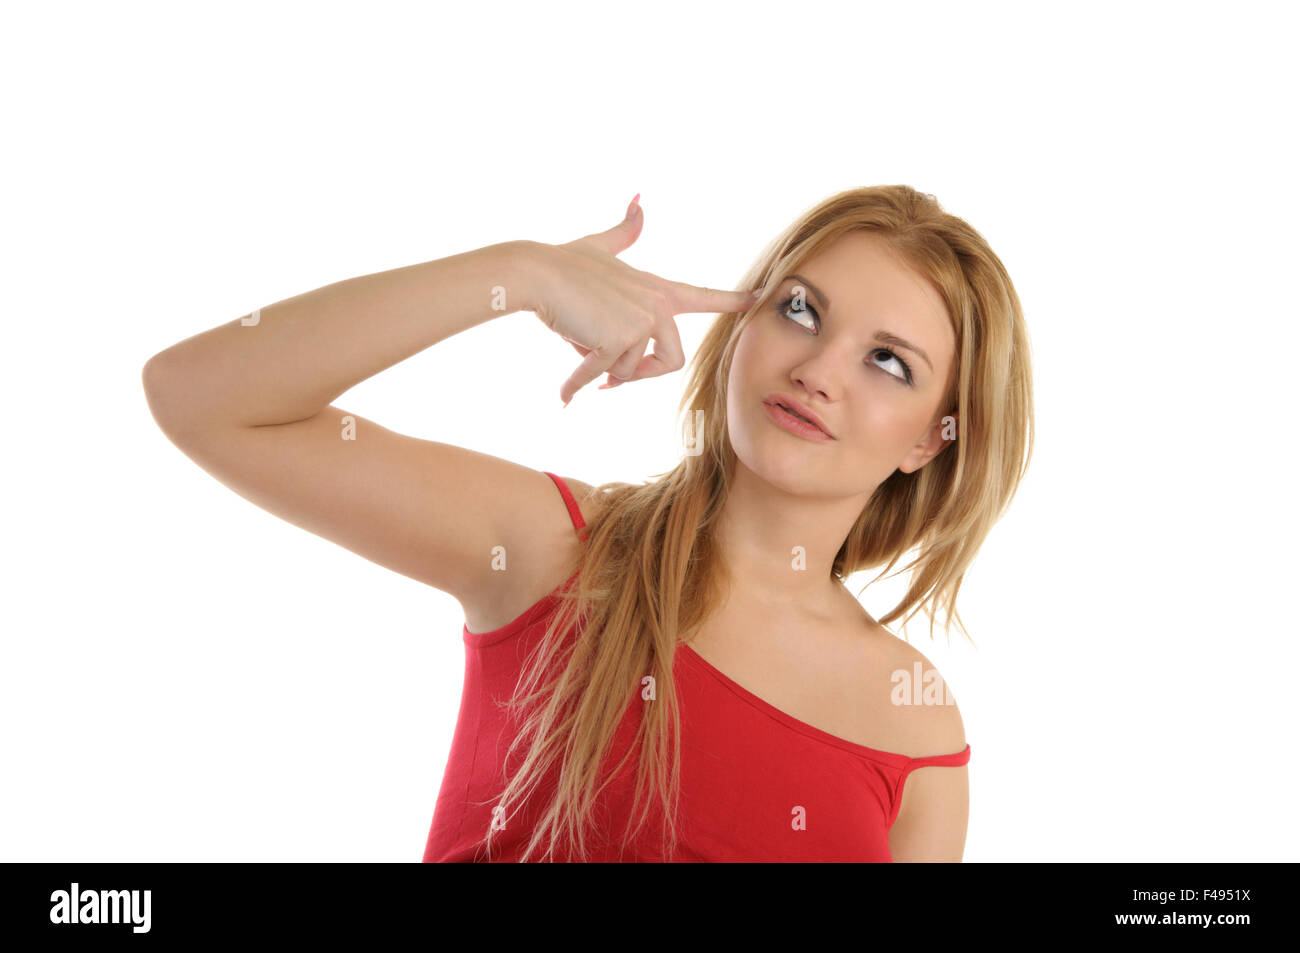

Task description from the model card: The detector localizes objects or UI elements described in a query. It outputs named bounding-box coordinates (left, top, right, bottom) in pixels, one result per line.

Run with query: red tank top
left=422, top=471, right=971, bottom=862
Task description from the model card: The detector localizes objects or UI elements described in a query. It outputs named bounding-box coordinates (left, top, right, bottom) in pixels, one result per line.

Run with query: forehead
left=792, top=231, right=954, bottom=351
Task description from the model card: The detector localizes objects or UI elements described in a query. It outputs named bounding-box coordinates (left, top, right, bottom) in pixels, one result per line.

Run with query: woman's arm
left=139, top=240, right=590, bottom=617
left=142, top=240, right=543, bottom=432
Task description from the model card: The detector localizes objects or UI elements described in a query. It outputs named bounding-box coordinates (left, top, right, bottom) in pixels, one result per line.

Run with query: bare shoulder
left=555, top=476, right=608, bottom=527
left=861, top=613, right=968, bottom=758
left=462, top=472, right=604, bottom=634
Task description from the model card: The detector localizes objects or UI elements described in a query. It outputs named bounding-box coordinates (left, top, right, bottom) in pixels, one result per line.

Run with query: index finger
left=662, top=280, right=760, bottom=316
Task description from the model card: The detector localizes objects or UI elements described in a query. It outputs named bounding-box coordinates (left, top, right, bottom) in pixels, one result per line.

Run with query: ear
left=897, top=412, right=958, bottom=474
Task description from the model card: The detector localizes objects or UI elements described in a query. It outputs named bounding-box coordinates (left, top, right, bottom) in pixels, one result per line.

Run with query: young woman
left=142, top=186, right=1034, bottom=863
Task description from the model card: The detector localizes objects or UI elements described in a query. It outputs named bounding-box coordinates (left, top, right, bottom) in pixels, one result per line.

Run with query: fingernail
left=751, top=288, right=764, bottom=299
left=563, top=396, right=571, bottom=407
left=626, top=193, right=641, bottom=219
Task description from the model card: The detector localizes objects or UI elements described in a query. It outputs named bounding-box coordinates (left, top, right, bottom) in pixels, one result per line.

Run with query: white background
left=2, top=0, right=1296, bottom=862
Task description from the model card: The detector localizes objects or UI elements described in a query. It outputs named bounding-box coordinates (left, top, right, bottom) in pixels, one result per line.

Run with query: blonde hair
left=477, top=184, right=1034, bottom=861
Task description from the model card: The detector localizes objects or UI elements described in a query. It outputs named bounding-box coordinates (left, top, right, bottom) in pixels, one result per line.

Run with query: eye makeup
left=773, top=293, right=916, bottom=386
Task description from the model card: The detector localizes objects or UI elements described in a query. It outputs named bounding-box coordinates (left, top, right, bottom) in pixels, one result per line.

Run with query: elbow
left=142, top=351, right=189, bottom=437
left=142, top=347, right=177, bottom=390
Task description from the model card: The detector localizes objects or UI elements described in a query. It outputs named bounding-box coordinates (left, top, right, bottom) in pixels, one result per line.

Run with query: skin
left=716, top=229, right=958, bottom=616
left=696, top=229, right=969, bottom=860
left=534, top=225, right=970, bottom=858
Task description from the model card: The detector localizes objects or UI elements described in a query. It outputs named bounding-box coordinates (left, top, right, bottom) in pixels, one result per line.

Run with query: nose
left=791, top=369, right=834, bottom=405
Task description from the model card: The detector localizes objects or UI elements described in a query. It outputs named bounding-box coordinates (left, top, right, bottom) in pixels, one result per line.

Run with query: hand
left=522, top=195, right=758, bottom=405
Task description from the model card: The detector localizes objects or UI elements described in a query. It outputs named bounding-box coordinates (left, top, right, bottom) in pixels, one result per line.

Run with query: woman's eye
left=870, top=349, right=913, bottom=385
left=778, top=295, right=818, bottom=333
left=777, top=294, right=915, bottom=386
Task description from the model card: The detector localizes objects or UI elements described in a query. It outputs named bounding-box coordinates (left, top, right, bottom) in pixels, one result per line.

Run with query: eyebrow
left=785, top=273, right=934, bottom=372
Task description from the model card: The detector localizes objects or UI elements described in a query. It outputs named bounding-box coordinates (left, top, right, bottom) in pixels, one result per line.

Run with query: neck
left=713, top=459, right=872, bottom=615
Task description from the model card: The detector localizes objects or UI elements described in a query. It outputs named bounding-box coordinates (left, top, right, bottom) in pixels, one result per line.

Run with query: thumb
left=591, top=193, right=643, bottom=256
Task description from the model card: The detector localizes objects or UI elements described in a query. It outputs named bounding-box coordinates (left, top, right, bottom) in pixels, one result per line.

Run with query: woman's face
left=726, top=230, right=957, bottom=497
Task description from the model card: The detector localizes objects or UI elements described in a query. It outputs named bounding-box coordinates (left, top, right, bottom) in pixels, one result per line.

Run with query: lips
left=762, top=393, right=834, bottom=438
left=779, top=404, right=816, bottom=425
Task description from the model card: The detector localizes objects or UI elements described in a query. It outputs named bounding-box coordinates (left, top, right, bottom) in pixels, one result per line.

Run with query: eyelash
left=775, top=295, right=915, bottom=386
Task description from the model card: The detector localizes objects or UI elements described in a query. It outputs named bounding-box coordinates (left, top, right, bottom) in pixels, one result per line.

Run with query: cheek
left=725, top=327, right=777, bottom=438
left=731, top=320, right=781, bottom=379
left=727, top=324, right=765, bottom=389
left=845, top=401, right=921, bottom=453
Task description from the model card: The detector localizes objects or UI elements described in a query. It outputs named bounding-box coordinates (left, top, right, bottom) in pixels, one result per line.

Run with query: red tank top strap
left=887, top=743, right=972, bottom=828
left=543, top=471, right=591, bottom=542
left=906, top=743, right=971, bottom=770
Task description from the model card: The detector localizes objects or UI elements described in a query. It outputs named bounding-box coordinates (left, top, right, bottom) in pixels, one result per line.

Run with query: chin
left=733, top=436, right=825, bottom=490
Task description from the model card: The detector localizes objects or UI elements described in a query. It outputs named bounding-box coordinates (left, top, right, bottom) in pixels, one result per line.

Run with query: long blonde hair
left=479, top=184, right=1034, bottom=861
